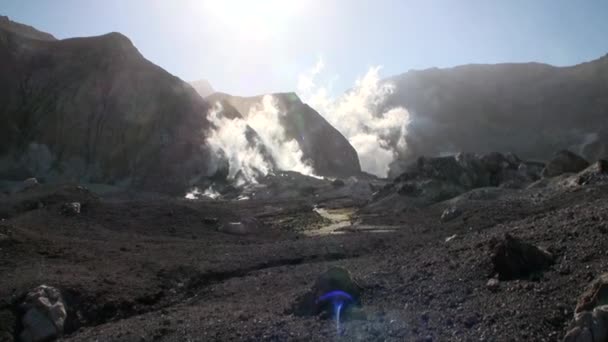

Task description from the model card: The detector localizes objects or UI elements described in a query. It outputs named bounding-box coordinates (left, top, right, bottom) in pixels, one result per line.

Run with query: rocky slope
left=1, top=150, right=608, bottom=341
left=384, top=55, right=608, bottom=177
left=0, top=17, right=215, bottom=194
left=206, top=92, right=361, bottom=178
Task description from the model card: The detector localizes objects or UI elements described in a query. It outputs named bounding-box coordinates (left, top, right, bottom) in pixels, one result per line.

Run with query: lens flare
left=316, top=290, right=354, bottom=335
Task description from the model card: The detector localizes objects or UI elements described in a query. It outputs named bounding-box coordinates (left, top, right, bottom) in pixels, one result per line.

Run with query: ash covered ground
left=2, top=152, right=608, bottom=341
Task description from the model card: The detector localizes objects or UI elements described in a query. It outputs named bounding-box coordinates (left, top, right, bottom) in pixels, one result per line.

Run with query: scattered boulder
left=293, top=267, right=362, bottom=317
left=19, top=285, right=66, bottom=342
left=490, top=233, right=554, bottom=280
left=22, top=178, right=38, bottom=190
left=576, top=160, right=608, bottom=186
left=543, top=150, right=590, bottom=178
left=60, top=202, right=81, bottom=216
left=441, top=207, right=462, bottom=222
left=377, top=152, right=543, bottom=207
left=486, top=278, right=500, bottom=292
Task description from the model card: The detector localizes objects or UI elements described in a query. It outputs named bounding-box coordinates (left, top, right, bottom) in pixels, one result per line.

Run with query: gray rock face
left=19, top=285, right=66, bottom=342
left=374, top=152, right=542, bottom=206
left=206, top=92, right=361, bottom=178
left=543, top=150, right=590, bottom=178
left=0, top=17, right=212, bottom=194
left=384, top=55, right=608, bottom=176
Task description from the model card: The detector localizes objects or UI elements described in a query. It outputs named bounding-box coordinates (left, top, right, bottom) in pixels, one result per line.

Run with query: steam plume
left=206, top=95, right=315, bottom=184
left=298, top=58, right=410, bottom=178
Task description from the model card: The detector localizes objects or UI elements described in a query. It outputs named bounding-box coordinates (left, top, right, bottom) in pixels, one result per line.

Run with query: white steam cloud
left=297, top=57, right=410, bottom=178
left=207, top=95, right=315, bottom=184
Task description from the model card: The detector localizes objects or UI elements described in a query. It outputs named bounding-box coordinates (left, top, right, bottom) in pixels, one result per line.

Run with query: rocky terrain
left=0, top=17, right=361, bottom=195
left=3, top=15, right=608, bottom=342
left=2, top=150, right=608, bottom=341
left=383, top=55, right=608, bottom=177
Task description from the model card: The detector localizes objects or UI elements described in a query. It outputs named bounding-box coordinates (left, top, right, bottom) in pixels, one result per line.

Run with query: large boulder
left=19, top=285, right=67, bottom=342
left=542, top=150, right=590, bottom=178
left=293, top=267, right=362, bottom=317
left=490, top=234, right=554, bottom=280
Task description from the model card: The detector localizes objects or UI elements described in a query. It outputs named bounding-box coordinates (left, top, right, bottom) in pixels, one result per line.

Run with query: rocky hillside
left=384, top=56, right=608, bottom=177
left=0, top=16, right=216, bottom=194
left=207, top=92, right=361, bottom=178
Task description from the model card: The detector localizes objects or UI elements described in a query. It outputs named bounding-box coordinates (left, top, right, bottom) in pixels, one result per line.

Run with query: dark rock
left=293, top=267, right=362, bottom=317
left=203, top=217, right=219, bottom=225
left=542, top=150, right=590, bottom=178
left=441, top=207, right=462, bottom=222
left=490, top=234, right=554, bottom=280
left=22, top=178, right=39, bottom=190
left=60, top=202, right=81, bottom=216
left=332, top=179, right=345, bottom=188
left=0, top=18, right=211, bottom=194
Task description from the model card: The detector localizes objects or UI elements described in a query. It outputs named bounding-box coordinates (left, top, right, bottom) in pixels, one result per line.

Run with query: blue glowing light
left=316, top=290, right=354, bottom=335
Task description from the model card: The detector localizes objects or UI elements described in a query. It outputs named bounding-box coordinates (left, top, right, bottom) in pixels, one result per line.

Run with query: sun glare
left=202, top=0, right=307, bottom=41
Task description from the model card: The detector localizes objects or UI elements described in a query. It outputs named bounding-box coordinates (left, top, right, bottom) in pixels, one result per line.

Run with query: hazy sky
left=3, top=0, right=608, bottom=96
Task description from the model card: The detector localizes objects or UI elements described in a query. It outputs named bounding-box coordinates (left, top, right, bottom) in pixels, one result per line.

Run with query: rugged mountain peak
left=0, top=18, right=211, bottom=194
left=0, top=15, right=56, bottom=41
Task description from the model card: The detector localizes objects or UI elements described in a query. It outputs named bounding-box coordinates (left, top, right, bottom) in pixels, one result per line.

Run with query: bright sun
left=201, top=0, right=307, bottom=41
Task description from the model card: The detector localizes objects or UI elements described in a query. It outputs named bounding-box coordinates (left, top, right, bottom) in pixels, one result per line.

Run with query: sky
left=3, top=0, right=608, bottom=96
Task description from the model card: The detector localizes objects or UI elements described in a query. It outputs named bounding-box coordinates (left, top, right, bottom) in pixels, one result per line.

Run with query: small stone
left=441, top=207, right=462, bottom=222
left=486, top=278, right=500, bottom=292
left=60, top=202, right=81, bottom=216
left=22, top=178, right=39, bottom=190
